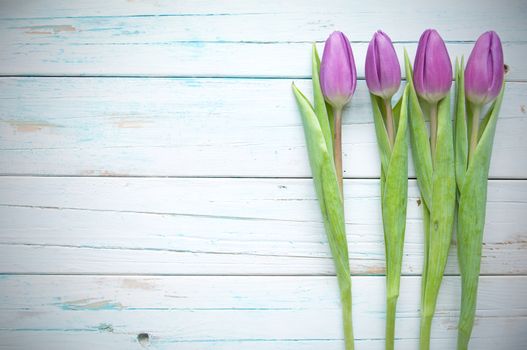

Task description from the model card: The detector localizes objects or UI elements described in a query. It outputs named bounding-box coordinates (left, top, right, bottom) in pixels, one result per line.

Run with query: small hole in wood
left=137, top=333, right=150, bottom=347
left=504, top=64, right=510, bottom=74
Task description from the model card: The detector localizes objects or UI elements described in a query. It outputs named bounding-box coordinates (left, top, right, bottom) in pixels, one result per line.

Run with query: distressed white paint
left=0, top=275, right=525, bottom=349
left=0, top=177, right=525, bottom=275
left=0, top=78, right=526, bottom=178
left=0, top=0, right=525, bottom=349
left=0, top=1, right=526, bottom=78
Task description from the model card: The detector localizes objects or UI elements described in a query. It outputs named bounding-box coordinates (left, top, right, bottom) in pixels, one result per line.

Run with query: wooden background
left=0, top=1, right=526, bottom=349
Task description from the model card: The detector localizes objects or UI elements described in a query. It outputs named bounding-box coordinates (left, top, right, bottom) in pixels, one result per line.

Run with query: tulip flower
left=455, top=32, right=505, bottom=350
left=320, top=31, right=357, bottom=193
left=366, top=30, right=401, bottom=147
left=464, top=31, right=505, bottom=162
left=413, top=29, right=453, bottom=104
left=465, top=31, right=504, bottom=107
left=365, top=30, right=401, bottom=101
left=320, top=31, right=357, bottom=110
left=366, top=30, right=407, bottom=350
left=413, top=29, right=452, bottom=163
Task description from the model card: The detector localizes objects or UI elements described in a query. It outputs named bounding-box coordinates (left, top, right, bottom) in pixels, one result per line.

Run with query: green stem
left=384, top=98, right=395, bottom=148
left=386, top=295, right=398, bottom=350
left=333, top=108, right=343, bottom=197
left=419, top=313, right=433, bottom=350
left=468, top=104, right=482, bottom=164
left=341, top=284, right=354, bottom=350
left=457, top=318, right=471, bottom=350
left=429, top=102, right=438, bottom=165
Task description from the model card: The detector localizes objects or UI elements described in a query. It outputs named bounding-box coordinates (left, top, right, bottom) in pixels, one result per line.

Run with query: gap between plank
left=0, top=75, right=526, bottom=83
left=0, top=175, right=526, bottom=181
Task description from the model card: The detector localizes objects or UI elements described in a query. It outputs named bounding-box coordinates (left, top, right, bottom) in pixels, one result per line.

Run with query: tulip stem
left=384, top=98, right=395, bottom=148
left=468, top=104, right=482, bottom=164
left=333, top=108, right=344, bottom=197
left=429, top=102, right=438, bottom=165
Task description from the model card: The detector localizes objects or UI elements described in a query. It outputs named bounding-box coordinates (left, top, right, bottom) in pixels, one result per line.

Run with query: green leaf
left=478, top=98, right=498, bottom=140
left=421, top=91, right=456, bottom=318
left=292, top=83, right=354, bottom=350
left=404, top=49, right=456, bottom=348
left=312, top=44, right=334, bottom=160
left=392, top=94, right=403, bottom=134
left=404, top=50, right=433, bottom=208
left=457, top=83, right=505, bottom=350
left=381, top=85, right=409, bottom=350
left=370, top=94, right=392, bottom=175
left=455, top=57, right=468, bottom=191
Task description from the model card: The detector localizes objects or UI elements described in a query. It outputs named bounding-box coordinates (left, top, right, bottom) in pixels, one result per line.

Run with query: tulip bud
left=365, top=30, right=401, bottom=100
left=413, top=29, right=452, bottom=103
left=465, top=31, right=504, bottom=106
left=320, top=31, right=357, bottom=110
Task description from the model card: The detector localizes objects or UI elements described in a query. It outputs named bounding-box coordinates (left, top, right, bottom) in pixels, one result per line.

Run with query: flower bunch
left=292, top=28, right=505, bottom=350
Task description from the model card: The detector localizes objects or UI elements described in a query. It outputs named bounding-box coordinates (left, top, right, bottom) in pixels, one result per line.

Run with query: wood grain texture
left=0, top=177, right=525, bottom=275
left=1, top=78, right=526, bottom=178
left=0, top=1, right=526, bottom=349
left=0, top=1, right=526, bottom=78
left=0, top=275, right=525, bottom=349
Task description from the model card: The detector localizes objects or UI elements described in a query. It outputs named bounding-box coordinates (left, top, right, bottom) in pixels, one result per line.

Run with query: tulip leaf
left=421, top=90, right=456, bottom=322
left=404, top=50, right=433, bottom=208
left=312, top=44, right=334, bottom=160
left=292, top=82, right=354, bottom=350
left=379, top=85, right=409, bottom=350
left=478, top=98, right=498, bottom=139
left=392, top=94, right=403, bottom=134
left=370, top=94, right=392, bottom=175
left=404, top=49, right=456, bottom=349
left=457, top=83, right=504, bottom=350
left=455, top=57, right=468, bottom=191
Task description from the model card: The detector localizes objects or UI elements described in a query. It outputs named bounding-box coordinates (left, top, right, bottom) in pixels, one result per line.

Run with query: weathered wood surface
left=0, top=275, right=525, bottom=349
left=0, top=177, right=525, bottom=275
left=0, top=1, right=526, bottom=79
left=1, top=0, right=526, bottom=349
left=1, top=78, right=526, bottom=178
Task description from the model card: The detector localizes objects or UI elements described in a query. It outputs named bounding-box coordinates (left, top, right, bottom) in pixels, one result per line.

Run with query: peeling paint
left=121, top=278, right=156, bottom=290
left=8, top=121, right=57, bottom=133
left=97, top=323, right=114, bottom=333
left=366, top=266, right=386, bottom=275
left=19, top=25, right=76, bottom=35
left=114, top=119, right=149, bottom=128
left=59, top=299, right=124, bottom=311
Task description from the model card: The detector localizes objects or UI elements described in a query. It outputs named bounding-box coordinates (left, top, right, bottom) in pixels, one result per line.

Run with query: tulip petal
left=320, top=31, right=357, bottom=109
left=465, top=31, right=504, bottom=105
left=413, top=29, right=452, bottom=103
left=365, top=31, right=401, bottom=99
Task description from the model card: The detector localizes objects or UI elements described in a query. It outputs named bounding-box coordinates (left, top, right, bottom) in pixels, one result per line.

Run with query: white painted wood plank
left=0, top=275, right=525, bottom=349
left=1, top=0, right=525, bottom=41
left=1, top=78, right=525, bottom=178
left=0, top=41, right=525, bottom=80
left=0, top=177, right=525, bottom=275
left=0, top=1, right=525, bottom=78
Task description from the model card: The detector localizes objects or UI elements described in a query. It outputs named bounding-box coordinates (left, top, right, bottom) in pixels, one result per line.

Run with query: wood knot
left=137, top=333, right=150, bottom=347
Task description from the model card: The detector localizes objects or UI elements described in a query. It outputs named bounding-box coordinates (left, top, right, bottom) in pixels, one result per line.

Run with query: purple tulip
left=413, top=29, right=452, bottom=103
left=365, top=30, right=401, bottom=100
left=465, top=31, right=504, bottom=106
left=320, top=31, right=357, bottom=110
